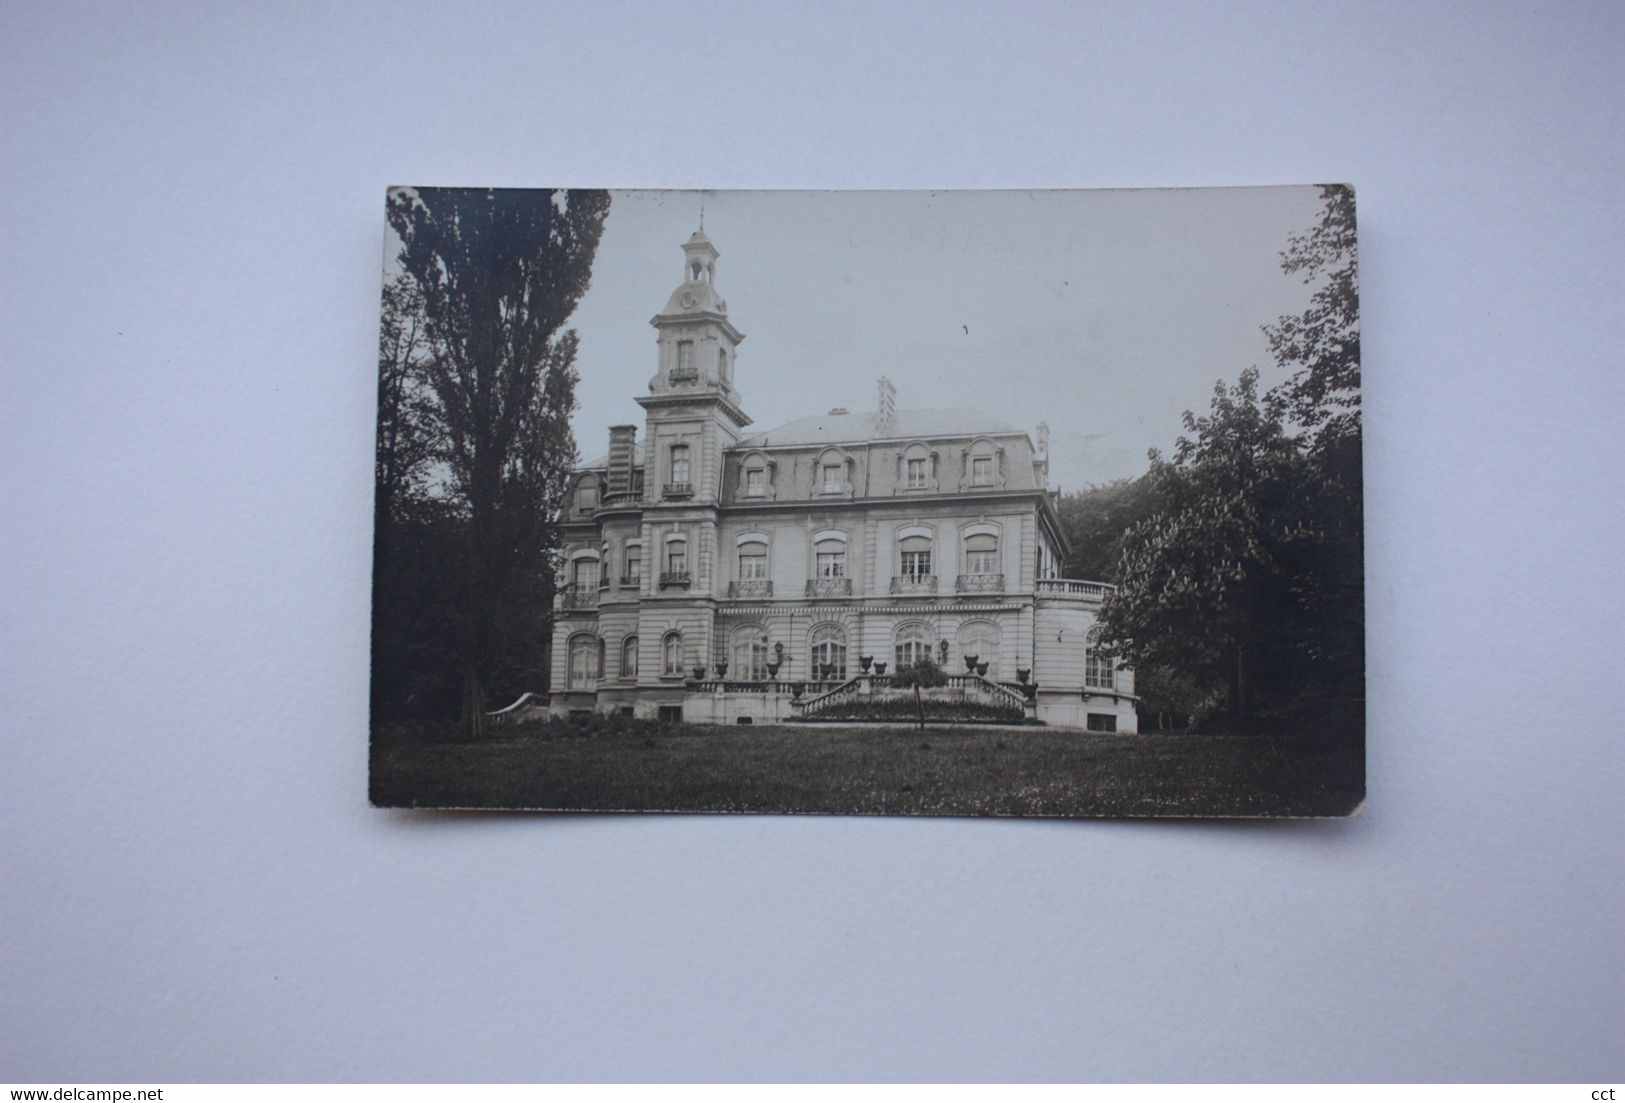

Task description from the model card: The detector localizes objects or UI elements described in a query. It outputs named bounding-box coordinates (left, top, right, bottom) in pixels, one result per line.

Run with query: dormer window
left=972, top=456, right=993, bottom=485
left=821, top=464, right=843, bottom=493
left=906, top=457, right=927, bottom=488
left=576, top=477, right=597, bottom=512
left=744, top=467, right=765, bottom=496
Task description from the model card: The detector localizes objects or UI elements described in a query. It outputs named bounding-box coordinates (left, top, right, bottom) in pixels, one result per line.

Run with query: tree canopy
left=372, top=188, right=612, bottom=736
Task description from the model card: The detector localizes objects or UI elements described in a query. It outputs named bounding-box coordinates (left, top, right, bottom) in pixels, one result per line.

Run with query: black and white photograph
left=369, top=185, right=1364, bottom=816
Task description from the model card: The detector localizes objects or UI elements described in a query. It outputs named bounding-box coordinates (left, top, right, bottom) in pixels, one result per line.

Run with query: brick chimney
left=607, top=424, right=637, bottom=494
left=877, top=376, right=896, bottom=431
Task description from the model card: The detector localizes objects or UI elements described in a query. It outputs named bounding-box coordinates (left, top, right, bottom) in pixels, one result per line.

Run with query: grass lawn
left=370, top=722, right=1363, bottom=818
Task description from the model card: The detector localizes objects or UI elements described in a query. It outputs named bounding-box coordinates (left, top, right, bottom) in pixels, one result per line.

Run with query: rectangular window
left=1085, top=650, right=1115, bottom=690
left=816, top=550, right=846, bottom=578
left=901, top=550, right=932, bottom=578
left=626, top=550, right=642, bottom=581
left=667, top=548, right=687, bottom=575
left=965, top=550, right=998, bottom=574
left=739, top=549, right=768, bottom=579
left=1087, top=713, right=1118, bottom=733
left=744, top=467, right=765, bottom=495
left=822, top=464, right=843, bottom=492
left=674, top=340, right=695, bottom=378
left=670, top=445, right=690, bottom=485
left=906, top=457, right=927, bottom=487
left=972, top=456, right=993, bottom=484
left=571, top=560, right=594, bottom=591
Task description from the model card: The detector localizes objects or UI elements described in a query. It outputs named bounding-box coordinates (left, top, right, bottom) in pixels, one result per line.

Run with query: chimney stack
left=877, top=376, right=897, bottom=431
left=607, top=424, right=637, bottom=494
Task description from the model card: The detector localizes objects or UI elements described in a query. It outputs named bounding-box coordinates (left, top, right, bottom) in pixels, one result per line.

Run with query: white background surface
left=4, top=0, right=1622, bottom=1083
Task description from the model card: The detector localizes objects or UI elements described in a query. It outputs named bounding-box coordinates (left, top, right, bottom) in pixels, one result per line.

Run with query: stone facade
left=546, top=228, right=1137, bottom=732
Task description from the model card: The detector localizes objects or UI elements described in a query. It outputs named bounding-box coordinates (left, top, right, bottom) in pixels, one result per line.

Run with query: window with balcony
left=964, top=532, right=998, bottom=575
left=662, top=631, right=684, bottom=676
left=672, top=340, right=696, bottom=382
left=900, top=535, right=932, bottom=579
left=570, top=558, right=596, bottom=592
left=624, top=547, right=642, bottom=584
left=667, top=546, right=687, bottom=575
left=670, top=444, right=690, bottom=486
left=738, top=541, right=768, bottom=580
left=816, top=545, right=846, bottom=578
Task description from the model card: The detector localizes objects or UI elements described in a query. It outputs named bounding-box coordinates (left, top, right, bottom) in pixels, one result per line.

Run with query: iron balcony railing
left=658, top=571, right=691, bottom=590
left=890, top=574, right=938, bottom=595
left=805, top=577, right=853, bottom=598
left=662, top=482, right=693, bottom=499
left=728, top=579, right=774, bottom=599
left=954, top=573, right=1005, bottom=593
left=558, top=588, right=599, bottom=610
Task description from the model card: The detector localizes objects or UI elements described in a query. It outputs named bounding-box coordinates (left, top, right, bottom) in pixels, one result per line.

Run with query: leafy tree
left=1096, top=369, right=1308, bottom=718
left=385, top=187, right=611, bottom=736
left=891, top=657, right=949, bottom=731
left=1265, top=184, right=1359, bottom=454
left=374, top=275, right=437, bottom=526
left=1056, top=475, right=1156, bottom=583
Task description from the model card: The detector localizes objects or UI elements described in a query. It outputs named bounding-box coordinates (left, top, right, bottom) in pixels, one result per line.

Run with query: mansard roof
left=736, top=407, right=1021, bottom=449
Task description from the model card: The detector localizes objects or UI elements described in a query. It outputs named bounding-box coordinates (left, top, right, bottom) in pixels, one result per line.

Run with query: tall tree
left=375, top=274, right=436, bottom=526
left=1265, top=184, right=1360, bottom=452
left=386, top=187, right=611, bottom=736
left=1096, top=370, right=1306, bottom=718
left=1055, top=475, right=1156, bottom=583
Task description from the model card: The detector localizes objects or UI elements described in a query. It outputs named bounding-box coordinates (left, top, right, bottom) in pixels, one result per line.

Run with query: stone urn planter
left=1016, top=668, right=1031, bottom=684
left=975, top=661, right=989, bottom=676
left=1023, top=681, right=1039, bottom=701
left=873, top=661, right=888, bottom=676
left=692, top=665, right=706, bottom=681
left=715, top=660, right=728, bottom=678
left=765, top=660, right=780, bottom=678
left=964, top=654, right=978, bottom=673
left=790, top=683, right=804, bottom=699
left=859, top=655, right=873, bottom=672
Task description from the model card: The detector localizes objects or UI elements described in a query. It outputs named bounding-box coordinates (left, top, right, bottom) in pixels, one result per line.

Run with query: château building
left=545, top=227, right=1137, bottom=731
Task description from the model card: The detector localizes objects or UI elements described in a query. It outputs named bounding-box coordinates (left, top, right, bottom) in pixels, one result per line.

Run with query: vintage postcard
left=369, top=186, right=1364, bottom=816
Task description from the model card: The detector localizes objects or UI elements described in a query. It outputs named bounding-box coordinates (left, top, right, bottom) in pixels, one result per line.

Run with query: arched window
left=1086, top=649, right=1115, bottom=690
left=964, top=531, right=999, bottom=576
left=810, top=624, right=847, bottom=681
left=568, top=634, right=598, bottom=689
left=957, top=621, right=1002, bottom=679
left=737, top=538, right=768, bottom=580
left=662, top=631, right=685, bottom=677
left=622, top=636, right=639, bottom=679
left=900, top=534, right=933, bottom=579
left=732, top=624, right=769, bottom=681
left=894, top=621, right=931, bottom=670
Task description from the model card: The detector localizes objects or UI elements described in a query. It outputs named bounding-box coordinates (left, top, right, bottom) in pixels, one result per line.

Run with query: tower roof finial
left=699, top=203, right=704, bottom=232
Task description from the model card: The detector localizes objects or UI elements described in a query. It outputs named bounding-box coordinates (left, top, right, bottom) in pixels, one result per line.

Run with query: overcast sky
left=391, top=186, right=1331, bottom=488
